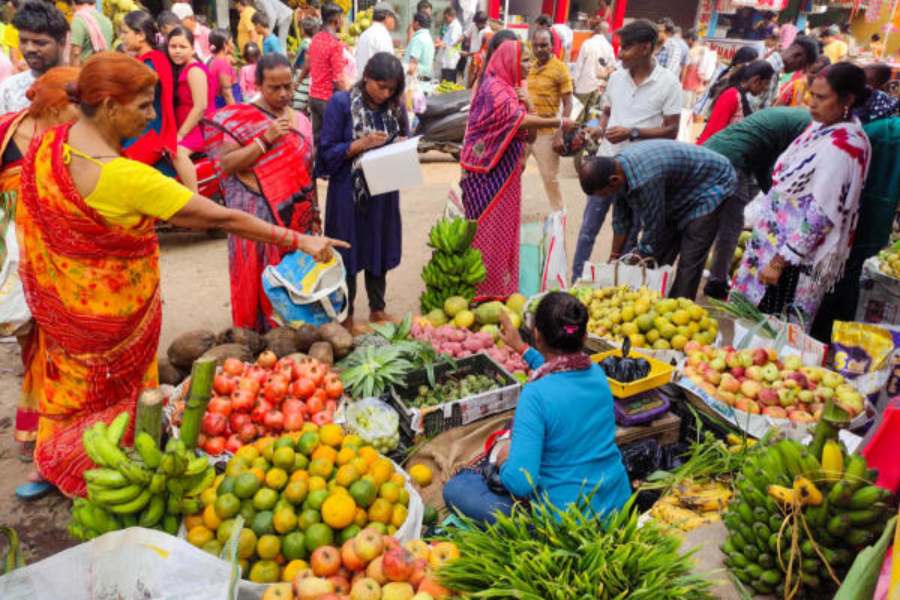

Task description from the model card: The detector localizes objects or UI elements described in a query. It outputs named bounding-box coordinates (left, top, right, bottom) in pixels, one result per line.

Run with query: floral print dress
left=730, top=120, right=871, bottom=328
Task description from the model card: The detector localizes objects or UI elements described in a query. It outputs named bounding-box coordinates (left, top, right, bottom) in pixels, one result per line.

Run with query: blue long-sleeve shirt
left=499, top=348, right=631, bottom=516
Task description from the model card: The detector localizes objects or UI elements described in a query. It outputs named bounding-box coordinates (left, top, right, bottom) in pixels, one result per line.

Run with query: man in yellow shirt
left=821, top=25, right=848, bottom=64
left=236, top=0, right=258, bottom=54
left=526, top=27, right=572, bottom=212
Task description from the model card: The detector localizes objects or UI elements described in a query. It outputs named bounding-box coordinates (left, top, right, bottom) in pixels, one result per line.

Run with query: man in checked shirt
left=577, top=140, right=736, bottom=299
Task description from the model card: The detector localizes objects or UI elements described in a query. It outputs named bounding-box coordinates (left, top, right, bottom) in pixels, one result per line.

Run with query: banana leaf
left=833, top=515, right=896, bottom=600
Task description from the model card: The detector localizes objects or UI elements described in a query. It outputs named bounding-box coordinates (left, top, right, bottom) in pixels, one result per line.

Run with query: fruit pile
left=340, top=7, right=373, bottom=46
left=683, top=343, right=866, bottom=422
left=434, top=80, right=465, bottom=93
left=262, top=528, right=458, bottom=599
left=578, top=286, right=719, bottom=350
left=878, top=242, right=900, bottom=278
left=69, top=412, right=215, bottom=540
left=410, top=373, right=504, bottom=408
left=722, top=437, right=895, bottom=596
left=413, top=294, right=529, bottom=375
left=649, top=480, right=732, bottom=532
left=419, top=218, right=486, bottom=313
left=185, top=424, right=418, bottom=583
left=176, top=353, right=344, bottom=456
left=102, top=0, right=140, bottom=30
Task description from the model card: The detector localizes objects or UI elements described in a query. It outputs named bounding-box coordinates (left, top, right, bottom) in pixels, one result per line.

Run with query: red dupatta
left=123, top=49, right=178, bottom=164
left=204, top=103, right=314, bottom=226
left=460, top=41, right=526, bottom=174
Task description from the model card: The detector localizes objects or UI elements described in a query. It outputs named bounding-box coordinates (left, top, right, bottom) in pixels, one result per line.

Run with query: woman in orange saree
left=0, top=67, right=79, bottom=465
left=17, top=52, right=346, bottom=497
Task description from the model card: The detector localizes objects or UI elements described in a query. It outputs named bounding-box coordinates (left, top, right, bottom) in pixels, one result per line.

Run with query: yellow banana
left=767, top=484, right=797, bottom=505
left=793, top=476, right=824, bottom=506
left=821, top=440, right=844, bottom=482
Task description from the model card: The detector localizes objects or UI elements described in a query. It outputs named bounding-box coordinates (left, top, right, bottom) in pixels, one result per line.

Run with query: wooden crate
left=615, top=412, right=681, bottom=447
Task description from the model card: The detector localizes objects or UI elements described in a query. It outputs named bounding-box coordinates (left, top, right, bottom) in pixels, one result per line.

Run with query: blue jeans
left=571, top=194, right=639, bottom=282
left=442, top=469, right=515, bottom=525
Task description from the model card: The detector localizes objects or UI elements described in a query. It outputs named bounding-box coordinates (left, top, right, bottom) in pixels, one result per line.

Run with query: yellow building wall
left=851, top=6, right=900, bottom=57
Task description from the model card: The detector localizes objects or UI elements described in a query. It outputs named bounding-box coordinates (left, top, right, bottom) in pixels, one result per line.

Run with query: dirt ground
left=0, top=154, right=613, bottom=563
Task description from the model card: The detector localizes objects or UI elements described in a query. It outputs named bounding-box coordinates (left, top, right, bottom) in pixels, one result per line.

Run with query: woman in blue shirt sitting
left=442, top=292, right=631, bottom=523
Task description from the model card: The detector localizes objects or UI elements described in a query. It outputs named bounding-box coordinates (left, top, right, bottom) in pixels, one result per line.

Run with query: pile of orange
left=183, top=422, right=413, bottom=583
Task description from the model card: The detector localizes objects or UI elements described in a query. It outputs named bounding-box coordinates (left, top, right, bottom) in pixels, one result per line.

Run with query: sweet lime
left=349, top=479, right=377, bottom=508
left=239, top=498, right=257, bottom=523
left=216, top=519, right=237, bottom=545
left=298, top=432, right=320, bottom=456
left=305, top=489, right=328, bottom=511
left=253, top=487, right=279, bottom=511
left=308, top=458, right=334, bottom=479
left=273, top=435, right=295, bottom=451
left=282, top=531, right=308, bottom=561
left=214, top=493, right=241, bottom=520
left=339, top=524, right=361, bottom=544
left=293, top=453, right=309, bottom=472
left=282, top=559, right=308, bottom=582
left=236, top=528, right=258, bottom=559
left=304, top=523, right=334, bottom=553
left=265, top=468, right=288, bottom=490
left=187, top=525, right=214, bottom=548
left=248, top=559, right=280, bottom=583
left=272, top=446, right=296, bottom=471
left=283, top=480, right=309, bottom=505
left=322, top=494, right=356, bottom=529
left=256, top=534, right=281, bottom=560
left=217, top=476, right=237, bottom=496
left=251, top=510, right=275, bottom=536
left=234, top=472, right=261, bottom=499
left=273, top=507, right=298, bottom=534
left=225, top=457, right=249, bottom=478
left=298, top=508, right=321, bottom=530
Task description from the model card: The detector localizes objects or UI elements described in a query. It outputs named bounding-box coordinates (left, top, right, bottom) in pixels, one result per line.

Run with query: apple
left=757, top=388, right=778, bottom=406
left=403, top=540, right=431, bottom=562
left=734, top=398, right=761, bottom=414
left=417, top=576, right=452, bottom=600
left=427, top=542, right=460, bottom=571
left=788, top=410, right=815, bottom=423
left=383, top=536, right=401, bottom=550
left=821, top=371, right=844, bottom=389
left=816, top=386, right=834, bottom=401
left=761, top=363, right=780, bottom=382
left=778, top=388, right=797, bottom=408
left=684, top=341, right=702, bottom=354
left=328, top=574, right=350, bottom=595
left=731, top=366, right=746, bottom=379
left=700, top=382, right=717, bottom=396
left=766, top=348, right=779, bottom=362
left=684, top=366, right=697, bottom=379
left=354, top=528, right=385, bottom=563
left=349, top=577, right=381, bottom=600
left=716, top=390, right=736, bottom=405
left=719, top=374, right=740, bottom=393
left=762, top=405, right=787, bottom=418
left=783, top=355, right=802, bottom=370
left=725, top=351, right=741, bottom=370
left=409, top=558, right=427, bottom=588
left=383, top=546, right=416, bottom=582
left=382, top=582, right=415, bottom=600
left=341, top=540, right=366, bottom=571
left=746, top=366, right=763, bottom=382
left=740, top=380, right=761, bottom=399
left=261, top=582, right=293, bottom=600
left=294, top=576, right=335, bottom=600
left=788, top=371, right=809, bottom=388
left=311, top=546, right=341, bottom=577
left=703, top=367, right=721, bottom=386
left=412, top=593, right=435, bottom=600
left=752, top=348, right=769, bottom=367
left=710, top=357, right=726, bottom=372
left=366, top=556, right=386, bottom=585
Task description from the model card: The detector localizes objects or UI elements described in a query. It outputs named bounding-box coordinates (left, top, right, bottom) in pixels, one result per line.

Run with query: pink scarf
left=528, top=352, right=593, bottom=382
left=74, top=6, right=108, bottom=54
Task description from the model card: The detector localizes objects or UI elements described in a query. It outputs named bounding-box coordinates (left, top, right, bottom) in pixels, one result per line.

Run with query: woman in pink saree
left=459, top=40, right=573, bottom=296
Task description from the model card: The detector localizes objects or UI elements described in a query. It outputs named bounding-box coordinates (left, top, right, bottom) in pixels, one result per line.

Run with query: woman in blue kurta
left=443, top=292, right=631, bottom=523
left=318, top=52, right=407, bottom=330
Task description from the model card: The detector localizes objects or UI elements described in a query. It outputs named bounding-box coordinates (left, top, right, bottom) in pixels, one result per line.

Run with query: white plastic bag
left=578, top=254, right=675, bottom=297
left=0, top=221, right=31, bottom=336
left=0, top=527, right=240, bottom=600
left=541, top=210, right=568, bottom=291
left=344, top=397, right=400, bottom=452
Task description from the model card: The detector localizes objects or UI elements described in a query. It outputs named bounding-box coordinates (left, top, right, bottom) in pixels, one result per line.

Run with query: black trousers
left=308, top=98, right=328, bottom=147
left=440, top=68, right=458, bottom=83
left=346, top=271, right=387, bottom=315
left=654, top=206, right=723, bottom=300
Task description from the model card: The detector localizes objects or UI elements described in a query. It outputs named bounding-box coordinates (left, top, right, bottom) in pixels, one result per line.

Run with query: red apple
left=328, top=574, right=350, bottom=595
left=354, top=528, right=385, bottom=563
left=311, top=546, right=341, bottom=577
left=382, top=546, right=415, bottom=582
left=342, top=539, right=365, bottom=571
left=762, top=406, right=787, bottom=419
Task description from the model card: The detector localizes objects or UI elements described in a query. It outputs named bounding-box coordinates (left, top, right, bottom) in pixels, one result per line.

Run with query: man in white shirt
left=572, top=20, right=615, bottom=115
left=436, top=6, right=462, bottom=82
left=355, top=2, right=396, bottom=78
left=571, top=19, right=682, bottom=281
left=461, top=11, right=488, bottom=85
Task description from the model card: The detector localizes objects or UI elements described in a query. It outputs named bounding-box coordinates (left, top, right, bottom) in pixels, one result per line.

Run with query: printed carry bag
left=262, top=251, right=349, bottom=327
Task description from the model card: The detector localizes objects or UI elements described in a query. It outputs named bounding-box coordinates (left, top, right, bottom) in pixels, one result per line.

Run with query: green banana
left=826, top=513, right=850, bottom=537
left=164, top=438, right=186, bottom=455
left=184, top=455, right=209, bottom=477
left=82, top=428, right=106, bottom=466
left=134, top=432, right=162, bottom=469
left=846, top=528, right=877, bottom=547
left=181, top=498, right=200, bottom=515
left=185, top=467, right=216, bottom=497
left=138, top=495, right=165, bottom=527
left=90, top=432, right=128, bottom=469
left=737, top=502, right=754, bottom=526
left=166, top=495, right=183, bottom=515
left=828, top=480, right=851, bottom=506
left=162, top=514, right=179, bottom=535
left=843, top=455, right=868, bottom=490
left=105, top=411, right=130, bottom=445
left=845, top=507, right=884, bottom=526
left=159, top=453, right=176, bottom=476
left=108, top=489, right=152, bottom=515
left=775, top=440, right=803, bottom=478
left=83, top=468, right=128, bottom=488
left=118, top=461, right=151, bottom=485
left=149, top=473, right=167, bottom=495
left=121, top=513, right=138, bottom=528
left=848, top=485, right=884, bottom=509
left=89, top=483, right=143, bottom=506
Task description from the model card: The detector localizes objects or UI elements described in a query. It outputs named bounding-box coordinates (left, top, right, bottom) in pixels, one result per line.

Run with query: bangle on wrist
left=254, top=137, right=268, bottom=153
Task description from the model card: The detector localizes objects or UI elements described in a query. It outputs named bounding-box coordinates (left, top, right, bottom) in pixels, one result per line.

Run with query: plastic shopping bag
left=519, top=215, right=544, bottom=298
left=541, top=210, right=568, bottom=291
left=262, top=251, right=348, bottom=327
left=0, top=221, right=30, bottom=336
left=0, top=527, right=241, bottom=600
left=578, top=254, right=675, bottom=297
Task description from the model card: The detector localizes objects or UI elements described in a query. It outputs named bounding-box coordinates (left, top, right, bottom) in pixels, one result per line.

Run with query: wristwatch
left=628, top=128, right=641, bottom=142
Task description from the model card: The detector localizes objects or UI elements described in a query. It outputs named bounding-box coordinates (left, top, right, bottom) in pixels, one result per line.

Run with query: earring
left=843, top=104, right=850, bottom=120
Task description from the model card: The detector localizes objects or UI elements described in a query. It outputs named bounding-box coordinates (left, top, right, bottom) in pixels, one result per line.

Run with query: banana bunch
left=420, top=218, right=486, bottom=312
left=434, top=81, right=465, bottom=94
left=650, top=480, right=731, bottom=532
left=68, top=412, right=215, bottom=541
left=427, top=218, right=477, bottom=254
left=722, top=437, right=895, bottom=597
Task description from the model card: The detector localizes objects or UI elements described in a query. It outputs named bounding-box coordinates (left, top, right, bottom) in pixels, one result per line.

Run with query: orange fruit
left=308, top=476, right=327, bottom=492
left=397, top=488, right=410, bottom=507
left=336, top=447, right=356, bottom=466
left=367, top=498, right=392, bottom=524
left=281, top=559, right=308, bottom=582
left=341, top=433, right=363, bottom=449
left=236, top=528, right=258, bottom=559
left=183, top=513, right=204, bottom=531
left=248, top=559, right=280, bottom=583
left=283, top=480, right=309, bottom=505
left=309, top=457, right=334, bottom=479
left=390, top=472, right=406, bottom=487
left=379, top=482, right=401, bottom=504
left=409, top=464, right=432, bottom=486
left=354, top=507, right=368, bottom=527
left=312, top=445, right=338, bottom=464
left=335, top=464, right=360, bottom=487
left=273, top=507, right=298, bottom=534
left=351, top=457, right=370, bottom=475
left=256, top=534, right=282, bottom=560
left=358, top=446, right=379, bottom=465
left=202, top=504, right=222, bottom=530
left=319, top=423, right=344, bottom=447
left=250, top=467, right=266, bottom=482
left=391, top=504, right=408, bottom=528
left=322, top=493, right=357, bottom=529
left=370, top=459, right=394, bottom=487
left=290, top=469, right=309, bottom=483
left=265, top=468, right=289, bottom=490
left=187, top=525, right=214, bottom=547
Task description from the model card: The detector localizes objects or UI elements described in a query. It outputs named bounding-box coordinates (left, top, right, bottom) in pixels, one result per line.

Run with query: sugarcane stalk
left=135, top=388, right=164, bottom=447
left=178, top=358, right=216, bottom=450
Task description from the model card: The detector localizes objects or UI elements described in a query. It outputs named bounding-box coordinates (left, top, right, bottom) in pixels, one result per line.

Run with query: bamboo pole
left=178, top=358, right=216, bottom=450
left=135, top=389, right=164, bottom=447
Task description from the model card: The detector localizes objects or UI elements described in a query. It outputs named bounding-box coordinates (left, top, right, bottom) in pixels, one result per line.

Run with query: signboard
left=706, top=37, right=766, bottom=62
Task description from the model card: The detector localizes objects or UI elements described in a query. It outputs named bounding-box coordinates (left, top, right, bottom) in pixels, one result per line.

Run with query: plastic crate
left=388, top=353, right=521, bottom=439
left=591, top=349, right=674, bottom=398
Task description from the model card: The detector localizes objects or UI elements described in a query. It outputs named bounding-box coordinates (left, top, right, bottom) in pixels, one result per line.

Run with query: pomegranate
left=263, top=409, right=285, bottom=432
left=201, top=412, right=227, bottom=436
left=213, top=374, right=235, bottom=396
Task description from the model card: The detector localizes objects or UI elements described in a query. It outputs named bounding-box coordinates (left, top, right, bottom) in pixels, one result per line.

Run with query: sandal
left=15, top=480, right=53, bottom=501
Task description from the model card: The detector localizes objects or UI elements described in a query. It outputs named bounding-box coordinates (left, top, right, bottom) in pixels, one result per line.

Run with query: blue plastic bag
left=262, top=251, right=349, bottom=328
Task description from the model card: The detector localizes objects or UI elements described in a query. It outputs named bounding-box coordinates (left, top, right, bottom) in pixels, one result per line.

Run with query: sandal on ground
left=15, top=480, right=53, bottom=501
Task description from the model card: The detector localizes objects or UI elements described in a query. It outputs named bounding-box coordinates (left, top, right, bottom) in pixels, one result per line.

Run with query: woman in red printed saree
left=16, top=53, right=344, bottom=497
left=459, top=40, right=573, bottom=296
left=205, top=54, right=319, bottom=332
left=0, top=68, right=79, bottom=465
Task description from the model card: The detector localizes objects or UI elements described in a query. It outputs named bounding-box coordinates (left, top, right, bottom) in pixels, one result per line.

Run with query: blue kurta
left=499, top=348, right=631, bottom=516
left=318, top=91, right=404, bottom=277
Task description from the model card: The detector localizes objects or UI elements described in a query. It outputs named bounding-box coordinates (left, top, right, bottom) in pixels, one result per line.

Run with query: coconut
left=158, top=357, right=186, bottom=385
left=308, top=341, right=334, bottom=366
left=295, top=323, right=321, bottom=352
left=167, top=329, right=216, bottom=369
left=216, top=327, right=265, bottom=355
left=199, top=343, right=253, bottom=366
left=264, top=327, right=299, bottom=358
left=319, top=322, right=354, bottom=358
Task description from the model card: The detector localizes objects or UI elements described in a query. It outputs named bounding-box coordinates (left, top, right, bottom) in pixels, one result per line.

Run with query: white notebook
left=359, top=135, right=424, bottom=196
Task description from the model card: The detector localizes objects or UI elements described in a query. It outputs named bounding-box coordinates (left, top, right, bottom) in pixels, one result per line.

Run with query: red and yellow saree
left=17, top=125, right=161, bottom=496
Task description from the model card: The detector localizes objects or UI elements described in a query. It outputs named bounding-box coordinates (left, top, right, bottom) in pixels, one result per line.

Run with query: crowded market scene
left=0, top=0, right=899, bottom=595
